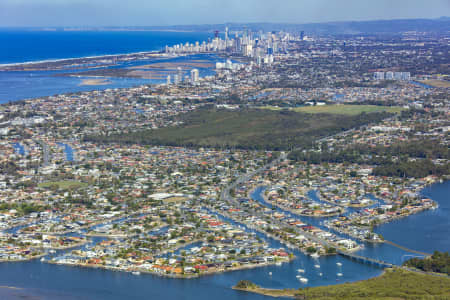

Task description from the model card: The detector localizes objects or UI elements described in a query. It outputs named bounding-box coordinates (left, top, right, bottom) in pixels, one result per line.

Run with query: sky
left=0, top=0, right=449, bottom=27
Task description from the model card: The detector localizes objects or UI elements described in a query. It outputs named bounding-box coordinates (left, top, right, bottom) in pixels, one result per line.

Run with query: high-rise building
left=177, top=67, right=183, bottom=83
left=385, top=72, right=394, bottom=80
left=190, top=69, right=199, bottom=83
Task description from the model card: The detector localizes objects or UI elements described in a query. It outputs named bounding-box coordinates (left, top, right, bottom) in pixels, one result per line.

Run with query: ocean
left=0, top=30, right=213, bottom=64
left=0, top=30, right=218, bottom=103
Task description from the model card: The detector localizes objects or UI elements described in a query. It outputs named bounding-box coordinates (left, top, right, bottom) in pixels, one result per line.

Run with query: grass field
left=234, top=268, right=450, bottom=299
left=86, top=108, right=392, bottom=150
left=260, top=105, right=405, bottom=116
left=38, top=181, right=88, bottom=190
left=163, top=196, right=189, bottom=203
left=419, top=79, right=450, bottom=88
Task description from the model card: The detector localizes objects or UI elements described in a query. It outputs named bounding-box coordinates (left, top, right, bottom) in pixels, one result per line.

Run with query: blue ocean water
left=0, top=30, right=220, bottom=103
left=0, top=30, right=213, bottom=64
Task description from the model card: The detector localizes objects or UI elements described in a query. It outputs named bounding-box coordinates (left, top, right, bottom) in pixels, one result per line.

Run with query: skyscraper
left=190, top=69, right=199, bottom=83
left=177, top=67, right=183, bottom=83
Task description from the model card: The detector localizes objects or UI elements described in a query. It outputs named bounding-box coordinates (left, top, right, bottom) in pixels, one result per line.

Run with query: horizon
left=0, top=16, right=448, bottom=30
left=0, top=0, right=449, bottom=27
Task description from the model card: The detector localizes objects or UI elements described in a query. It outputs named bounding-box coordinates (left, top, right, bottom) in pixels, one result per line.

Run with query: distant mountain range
left=11, top=17, right=450, bottom=35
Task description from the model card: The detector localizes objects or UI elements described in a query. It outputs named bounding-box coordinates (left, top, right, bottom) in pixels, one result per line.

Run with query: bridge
left=337, top=250, right=393, bottom=268
left=218, top=122, right=435, bottom=272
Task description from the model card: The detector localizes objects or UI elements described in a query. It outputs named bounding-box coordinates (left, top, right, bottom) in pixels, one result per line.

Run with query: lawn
left=38, top=181, right=88, bottom=190
left=419, top=79, right=450, bottom=88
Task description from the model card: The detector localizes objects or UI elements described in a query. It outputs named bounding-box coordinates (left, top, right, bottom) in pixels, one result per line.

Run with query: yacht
left=297, top=268, right=305, bottom=273
left=336, top=262, right=342, bottom=266
left=337, top=273, right=343, bottom=277
left=132, top=271, right=141, bottom=276
left=299, top=277, right=308, bottom=283
left=314, top=264, right=320, bottom=268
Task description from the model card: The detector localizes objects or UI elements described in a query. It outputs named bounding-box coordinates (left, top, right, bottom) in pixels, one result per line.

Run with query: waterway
left=0, top=181, right=447, bottom=299
left=0, top=53, right=222, bottom=103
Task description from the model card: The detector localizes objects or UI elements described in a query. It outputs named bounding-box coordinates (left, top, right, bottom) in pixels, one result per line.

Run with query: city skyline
left=0, top=0, right=449, bottom=27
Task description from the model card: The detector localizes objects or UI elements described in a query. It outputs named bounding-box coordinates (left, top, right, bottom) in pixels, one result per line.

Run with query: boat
left=299, top=277, right=308, bottom=283
left=40, top=258, right=45, bottom=262
left=314, top=264, right=320, bottom=268
left=132, top=271, right=141, bottom=276
left=269, top=272, right=272, bottom=276
left=319, top=272, right=323, bottom=276
left=297, top=268, right=305, bottom=273
left=336, top=262, right=342, bottom=266
left=49, top=250, right=56, bottom=254
left=310, top=253, right=320, bottom=258
left=275, top=261, right=282, bottom=266
left=296, top=275, right=301, bottom=278
left=337, top=273, right=343, bottom=276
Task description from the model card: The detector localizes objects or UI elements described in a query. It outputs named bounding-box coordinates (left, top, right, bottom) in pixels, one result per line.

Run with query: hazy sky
left=0, top=0, right=449, bottom=27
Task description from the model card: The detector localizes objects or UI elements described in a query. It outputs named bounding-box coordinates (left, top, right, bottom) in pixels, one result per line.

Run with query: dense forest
left=288, top=139, right=450, bottom=178
left=85, top=108, right=391, bottom=151
left=403, top=251, right=450, bottom=275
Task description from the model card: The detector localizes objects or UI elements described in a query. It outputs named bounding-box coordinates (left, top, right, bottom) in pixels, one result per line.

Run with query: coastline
left=47, top=255, right=294, bottom=279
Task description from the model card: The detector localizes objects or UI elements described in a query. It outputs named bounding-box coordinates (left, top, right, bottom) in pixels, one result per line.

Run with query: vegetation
left=235, top=280, right=258, bottom=289
left=289, top=138, right=450, bottom=178
left=260, top=105, right=405, bottom=116
left=403, top=251, right=450, bottom=275
left=0, top=202, right=49, bottom=215
left=38, top=181, right=88, bottom=190
left=419, top=80, right=450, bottom=88
left=234, top=268, right=450, bottom=299
left=85, top=107, right=392, bottom=151
left=372, top=159, right=449, bottom=178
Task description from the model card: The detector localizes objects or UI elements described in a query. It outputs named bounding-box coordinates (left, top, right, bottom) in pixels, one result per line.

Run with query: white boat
left=296, top=275, right=301, bottom=278
left=40, top=257, right=45, bottom=262
left=269, top=272, right=272, bottom=276
left=297, top=268, right=305, bottom=273
left=275, top=262, right=282, bottom=266
left=299, top=277, right=308, bottom=283
left=336, top=262, right=342, bottom=266
left=310, top=253, right=320, bottom=258
left=132, top=271, right=141, bottom=276
left=314, top=264, right=320, bottom=268
left=337, top=273, right=343, bottom=277
left=319, top=272, right=323, bottom=276
left=49, top=250, right=56, bottom=254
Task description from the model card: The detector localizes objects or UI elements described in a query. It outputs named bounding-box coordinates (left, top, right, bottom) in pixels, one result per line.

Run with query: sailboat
left=299, top=277, right=308, bottom=283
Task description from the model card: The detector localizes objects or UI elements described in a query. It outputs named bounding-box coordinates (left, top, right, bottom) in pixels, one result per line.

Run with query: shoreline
left=0, top=50, right=166, bottom=68
left=47, top=255, right=294, bottom=279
